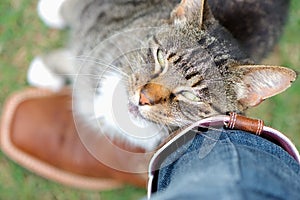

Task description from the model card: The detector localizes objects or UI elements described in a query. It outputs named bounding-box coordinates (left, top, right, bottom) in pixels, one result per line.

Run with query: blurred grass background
left=0, top=0, right=299, bottom=199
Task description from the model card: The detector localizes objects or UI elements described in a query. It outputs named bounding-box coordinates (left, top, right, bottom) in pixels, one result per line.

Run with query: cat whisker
left=198, top=126, right=223, bottom=142
left=89, top=115, right=103, bottom=121
left=105, top=40, right=136, bottom=73
left=103, top=35, right=149, bottom=74
left=203, top=78, right=225, bottom=83
left=70, top=73, right=103, bottom=78
left=176, top=120, right=191, bottom=128
left=120, top=29, right=147, bottom=47
left=75, top=56, right=129, bottom=78
left=44, top=72, right=103, bottom=78
left=148, top=111, right=190, bottom=129
left=109, top=28, right=147, bottom=48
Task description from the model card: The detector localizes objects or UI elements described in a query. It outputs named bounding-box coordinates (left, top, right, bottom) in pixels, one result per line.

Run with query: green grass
left=0, top=0, right=300, bottom=199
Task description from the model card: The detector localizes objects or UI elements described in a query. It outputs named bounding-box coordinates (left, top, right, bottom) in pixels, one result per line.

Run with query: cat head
left=123, top=0, right=297, bottom=128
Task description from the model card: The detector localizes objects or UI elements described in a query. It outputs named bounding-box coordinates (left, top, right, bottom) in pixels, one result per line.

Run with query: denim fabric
left=149, top=129, right=300, bottom=200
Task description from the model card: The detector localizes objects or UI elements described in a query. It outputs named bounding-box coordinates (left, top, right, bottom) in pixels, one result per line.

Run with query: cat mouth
left=128, top=102, right=143, bottom=119
left=128, top=101, right=157, bottom=128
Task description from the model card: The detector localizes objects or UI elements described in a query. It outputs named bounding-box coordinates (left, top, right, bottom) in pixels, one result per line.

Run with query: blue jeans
left=148, top=129, right=300, bottom=199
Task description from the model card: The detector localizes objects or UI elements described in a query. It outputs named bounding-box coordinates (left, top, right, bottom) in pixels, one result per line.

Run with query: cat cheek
left=138, top=104, right=151, bottom=114
left=140, top=105, right=170, bottom=124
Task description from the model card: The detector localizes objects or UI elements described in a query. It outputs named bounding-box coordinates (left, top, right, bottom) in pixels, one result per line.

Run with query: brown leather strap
left=225, top=112, right=264, bottom=135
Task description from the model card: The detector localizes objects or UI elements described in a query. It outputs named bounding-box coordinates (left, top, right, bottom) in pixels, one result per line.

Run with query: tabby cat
left=30, top=0, right=296, bottom=151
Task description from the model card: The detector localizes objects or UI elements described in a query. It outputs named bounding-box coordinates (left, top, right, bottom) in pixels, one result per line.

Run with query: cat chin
left=93, top=73, right=169, bottom=151
left=98, top=124, right=167, bottom=151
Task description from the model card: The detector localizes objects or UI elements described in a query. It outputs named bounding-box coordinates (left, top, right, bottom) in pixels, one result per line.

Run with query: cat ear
left=171, top=0, right=213, bottom=28
left=234, top=65, right=297, bottom=107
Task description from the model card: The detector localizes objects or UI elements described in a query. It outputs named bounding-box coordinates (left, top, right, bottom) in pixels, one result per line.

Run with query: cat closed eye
left=179, top=91, right=201, bottom=102
left=155, top=49, right=167, bottom=74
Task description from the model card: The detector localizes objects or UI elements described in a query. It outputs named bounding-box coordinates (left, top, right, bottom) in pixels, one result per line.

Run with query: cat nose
left=139, top=83, right=170, bottom=106
left=139, top=92, right=152, bottom=105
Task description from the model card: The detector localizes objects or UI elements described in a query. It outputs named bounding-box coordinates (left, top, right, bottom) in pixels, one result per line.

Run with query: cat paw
left=37, top=0, right=66, bottom=29
left=27, top=57, right=65, bottom=91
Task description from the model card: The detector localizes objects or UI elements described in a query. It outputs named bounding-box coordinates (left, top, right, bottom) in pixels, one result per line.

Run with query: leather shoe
left=0, top=88, right=150, bottom=190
